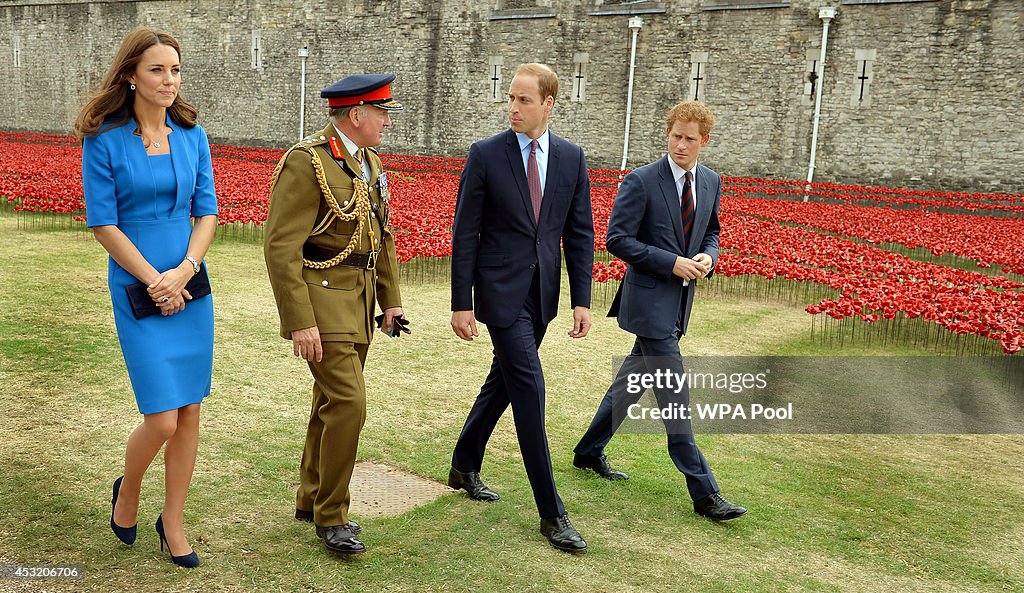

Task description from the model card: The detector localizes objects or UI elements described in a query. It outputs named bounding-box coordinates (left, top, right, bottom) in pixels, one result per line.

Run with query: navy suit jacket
left=607, top=156, right=721, bottom=338
left=451, top=129, right=594, bottom=328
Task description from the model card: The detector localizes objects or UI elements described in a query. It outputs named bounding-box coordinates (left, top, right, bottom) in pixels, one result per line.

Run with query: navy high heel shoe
left=155, top=515, right=200, bottom=568
left=109, top=476, right=137, bottom=545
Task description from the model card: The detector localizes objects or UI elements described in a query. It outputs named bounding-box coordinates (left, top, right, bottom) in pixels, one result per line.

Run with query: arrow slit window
left=251, top=30, right=262, bottom=70
left=571, top=53, right=588, bottom=102
left=488, top=56, right=504, bottom=102
left=851, top=49, right=876, bottom=107
left=689, top=52, right=709, bottom=102
left=803, top=48, right=819, bottom=106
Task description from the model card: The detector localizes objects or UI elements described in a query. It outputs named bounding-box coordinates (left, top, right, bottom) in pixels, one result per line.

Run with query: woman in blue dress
left=75, top=28, right=217, bottom=569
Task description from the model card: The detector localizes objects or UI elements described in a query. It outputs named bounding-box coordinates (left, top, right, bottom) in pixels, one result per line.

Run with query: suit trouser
left=297, top=340, right=369, bottom=526
left=574, top=333, right=719, bottom=501
left=451, top=280, right=566, bottom=519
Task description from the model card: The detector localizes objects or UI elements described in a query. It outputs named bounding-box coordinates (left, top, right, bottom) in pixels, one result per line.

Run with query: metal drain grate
left=347, top=461, right=450, bottom=518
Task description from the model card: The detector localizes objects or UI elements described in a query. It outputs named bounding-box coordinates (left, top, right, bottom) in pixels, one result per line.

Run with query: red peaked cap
left=321, top=73, right=403, bottom=110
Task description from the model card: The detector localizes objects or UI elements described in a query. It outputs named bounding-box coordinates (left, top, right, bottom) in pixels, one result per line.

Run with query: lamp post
left=805, top=7, right=836, bottom=197
left=620, top=16, right=644, bottom=171
left=298, top=46, right=309, bottom=140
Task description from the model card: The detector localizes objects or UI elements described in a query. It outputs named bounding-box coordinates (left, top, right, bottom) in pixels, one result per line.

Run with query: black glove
left=374, top=313, right=411, bottom=338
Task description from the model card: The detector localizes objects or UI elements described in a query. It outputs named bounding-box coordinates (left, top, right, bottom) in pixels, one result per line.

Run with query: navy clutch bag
left=125, top=263, right=211, bottom=320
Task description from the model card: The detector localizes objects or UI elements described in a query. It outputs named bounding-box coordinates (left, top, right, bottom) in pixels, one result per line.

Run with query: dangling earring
left=130, top=83, right=136, bottom=90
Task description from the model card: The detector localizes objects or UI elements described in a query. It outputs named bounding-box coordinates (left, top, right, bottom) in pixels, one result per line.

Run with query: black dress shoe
left=315, top=525, right=365, bottom=554
left=540, top=514, right=587, bottom=554
left=447, top=467, right=500, bottom=502
left=573, top=453, right=629, bottom=481
left=693, top=492, right=747, bottom=521
left=295, top=509, right=362, bottom=534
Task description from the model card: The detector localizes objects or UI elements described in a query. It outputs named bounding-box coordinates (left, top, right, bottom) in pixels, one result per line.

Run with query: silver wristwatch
left=184, top=255, right=201, bottom=275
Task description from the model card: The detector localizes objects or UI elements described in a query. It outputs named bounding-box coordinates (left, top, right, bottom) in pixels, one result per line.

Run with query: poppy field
left=2, top=131, right=1021, bottom=353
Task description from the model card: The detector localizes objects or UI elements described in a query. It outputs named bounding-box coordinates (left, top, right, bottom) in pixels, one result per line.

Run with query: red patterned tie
left=681, top=171, right=695, bottom=248
left=527, top=140, right=542, bottom=222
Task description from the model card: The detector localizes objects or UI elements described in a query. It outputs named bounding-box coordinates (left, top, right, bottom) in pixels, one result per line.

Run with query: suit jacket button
left=322, top=280, right=329, bottom=287
left=529, top=263, right=536, bottom=269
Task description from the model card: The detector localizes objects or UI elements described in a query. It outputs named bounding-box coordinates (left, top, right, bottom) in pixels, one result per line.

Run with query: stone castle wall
left=1, top=0, right=1020, bottom=191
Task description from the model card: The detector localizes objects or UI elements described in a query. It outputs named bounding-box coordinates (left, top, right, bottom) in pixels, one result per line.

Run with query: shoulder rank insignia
left=328, top=136, right=344, bottom=159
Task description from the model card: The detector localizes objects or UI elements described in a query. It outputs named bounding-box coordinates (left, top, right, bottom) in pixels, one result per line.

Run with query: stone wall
left=1, top=0, right=1020, bottom=191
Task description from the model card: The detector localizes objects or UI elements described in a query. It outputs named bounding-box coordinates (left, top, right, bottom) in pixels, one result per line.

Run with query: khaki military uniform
left=264, top=122, right=401, bottom=527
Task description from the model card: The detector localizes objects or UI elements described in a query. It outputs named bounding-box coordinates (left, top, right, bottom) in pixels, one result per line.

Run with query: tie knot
left=530, top=139, right=539, bottom=153
left=354, top=149, right=363, bottom=165
left=684, top=170, right=692, bottom=183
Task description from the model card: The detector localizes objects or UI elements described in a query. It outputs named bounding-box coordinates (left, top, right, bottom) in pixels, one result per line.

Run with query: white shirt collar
left=332, top=124, right=360, bottom=159
left=668, top=156, right=698, bottom=184
left=516, top=129, right=550, bottom=154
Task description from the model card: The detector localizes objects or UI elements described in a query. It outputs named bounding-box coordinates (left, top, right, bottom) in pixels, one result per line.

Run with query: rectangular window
left=703, top=0, right=791, bottom=10
left=490, top=0, right=556, bottom=20
left=841, top=0, right=937, bottom=5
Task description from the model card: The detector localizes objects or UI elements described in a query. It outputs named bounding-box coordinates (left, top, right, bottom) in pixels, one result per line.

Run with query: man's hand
left=568, top=306, right=591, bottom=339
left=383, top=306, right=405, bottom=335
left=672, top=256, right=710, bottom=281
left=291, top=326, right=323, bottom=362
left=692, top=253, right=714, bottom=278
left=451, top=310, right=478, bottom=341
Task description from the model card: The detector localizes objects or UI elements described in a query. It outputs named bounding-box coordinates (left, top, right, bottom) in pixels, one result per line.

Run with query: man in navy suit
left=448, top=63, right=594, bottom=553
left=573, top=101, right=747, bottom=521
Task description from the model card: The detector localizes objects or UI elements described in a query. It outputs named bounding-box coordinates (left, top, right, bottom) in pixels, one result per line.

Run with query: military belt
left=302, top=243, right=380, bottom=270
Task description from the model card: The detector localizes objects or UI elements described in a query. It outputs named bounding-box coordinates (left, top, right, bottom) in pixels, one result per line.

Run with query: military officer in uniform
left=264, top=73, right=405, bottom=555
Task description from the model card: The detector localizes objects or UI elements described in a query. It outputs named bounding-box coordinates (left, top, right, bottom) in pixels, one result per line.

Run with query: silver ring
left=160, top=296, right=170, bottom=303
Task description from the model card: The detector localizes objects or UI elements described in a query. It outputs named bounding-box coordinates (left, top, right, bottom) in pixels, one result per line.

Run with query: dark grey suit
left=575, top=155, right=722, bottom=501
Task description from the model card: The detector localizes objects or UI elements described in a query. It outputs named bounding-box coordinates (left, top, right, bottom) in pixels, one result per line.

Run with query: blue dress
left=82, top=118, right=218, bottom=414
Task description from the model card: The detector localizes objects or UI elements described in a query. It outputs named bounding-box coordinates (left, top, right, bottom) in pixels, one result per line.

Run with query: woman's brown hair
left=74, top=27, right=197, bottom=138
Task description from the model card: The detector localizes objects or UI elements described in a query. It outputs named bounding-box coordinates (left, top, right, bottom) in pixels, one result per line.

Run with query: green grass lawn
left=0, top=213, right=1021, bottom=593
